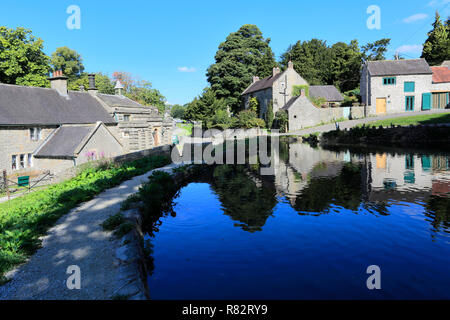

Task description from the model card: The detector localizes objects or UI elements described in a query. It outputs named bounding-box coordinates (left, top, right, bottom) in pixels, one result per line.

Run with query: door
left=422, top=93, right=431, bottom=110
left=376, top=98, right=386, bottom=114
left=405, top=96, right=415, bottom=111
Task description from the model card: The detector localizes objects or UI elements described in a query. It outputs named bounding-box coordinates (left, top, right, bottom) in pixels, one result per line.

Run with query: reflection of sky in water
left=145, top=141, right=450, bottom=300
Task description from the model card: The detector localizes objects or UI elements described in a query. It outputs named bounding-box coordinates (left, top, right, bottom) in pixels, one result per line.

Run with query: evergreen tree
left=421, top=11, right=450, bottom=66
left=206, top=24, right=276, bottom=112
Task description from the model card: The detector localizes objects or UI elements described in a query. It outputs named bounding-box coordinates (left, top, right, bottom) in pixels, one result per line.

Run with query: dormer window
left=30, top=128, right=42, bottom=141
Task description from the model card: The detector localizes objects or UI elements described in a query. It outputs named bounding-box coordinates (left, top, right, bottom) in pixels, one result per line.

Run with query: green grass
left=0, top=155, right=171, bottom=279
left=176, top=123, right=193, bottom=136
left=362, top=112, right=450, bottom=128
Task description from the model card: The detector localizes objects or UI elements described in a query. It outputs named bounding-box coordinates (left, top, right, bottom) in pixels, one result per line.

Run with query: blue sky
left=1, top=0, right=449, bottom=105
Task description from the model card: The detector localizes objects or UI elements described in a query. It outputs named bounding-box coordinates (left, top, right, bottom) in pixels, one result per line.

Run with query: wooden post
left=2, top=170, right=10, bottom=201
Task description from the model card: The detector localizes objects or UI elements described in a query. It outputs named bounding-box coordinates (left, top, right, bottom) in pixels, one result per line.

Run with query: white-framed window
left=30, top=128, right=42, bottom=141
left=122, top=131, right=130, bottom=138
left=123, top=115, right=130, bottom=122
left=27, top=154, right=33, bottom=168
left=11, top=155, right=17, bottom=170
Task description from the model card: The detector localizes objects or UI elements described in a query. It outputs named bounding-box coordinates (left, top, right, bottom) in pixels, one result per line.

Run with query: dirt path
left=0, top=163, right=180, bottom=300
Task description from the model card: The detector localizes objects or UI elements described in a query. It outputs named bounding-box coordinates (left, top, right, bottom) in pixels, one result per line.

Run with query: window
left=27, top=154, right=33, bottom=168
left=404, top=82, right=415, bottom=92
left=11, top=155, right=17, bottom=170
left=405, top=155, right=414, bottom=170
left=19, top=154, right=25, bottom=169
left=383, top=77, right=396, bottom=85
left=123, top=115, right=130, bottom=122
left=122, top=131, right=130, bottom=138
left=30, top=128, right=42, bottom=141
left=405, top=96, right=415, bottom=111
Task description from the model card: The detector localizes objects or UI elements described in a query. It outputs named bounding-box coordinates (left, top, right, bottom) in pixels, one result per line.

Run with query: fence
left=1, top=170, right=54, bottom=201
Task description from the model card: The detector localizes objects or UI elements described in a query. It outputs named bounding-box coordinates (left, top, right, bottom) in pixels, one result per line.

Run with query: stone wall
left=272, top=67, right=308, bottom=114
left=350, top=106, right=365, bottom=119
left=287, top=96, right=345, bottom=131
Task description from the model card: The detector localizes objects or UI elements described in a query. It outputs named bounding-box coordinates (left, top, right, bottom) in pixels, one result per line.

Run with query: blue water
left=145, top=145, right=450, bottom=300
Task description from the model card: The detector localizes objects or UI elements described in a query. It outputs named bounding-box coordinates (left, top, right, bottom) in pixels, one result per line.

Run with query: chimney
left=300, top=89, right=306, bottom=97
left=114, top=80, right=124, bottom=96
left=273, top=67, right=280, bottom=76
left=49, top=70, right=68, bottom=97
left=288, top=61, right=294, bottom=69
left=88, top=74, right=98, bottom=95
left=252, top=76, right=260, bottom=83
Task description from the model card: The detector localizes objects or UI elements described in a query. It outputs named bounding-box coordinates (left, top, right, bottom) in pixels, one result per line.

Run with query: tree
left=266, top=100, right=274, bottom=129
left=280, top=39, right=332, bottom=85
left=51, top=47, right=84, bottom=79
left=361, top=38, right=391, bottom=61
left=329, top=40, right=362, bottom=92
left=0, top=27, right=50, bottom=87
left=206, top=24, right=276, bottom=112
left=421, top=11, right=450, bottom=66
left=249, top=97, right=259, bottom=113
left=170, top=104, right=186, bottom=119
left=184, top=87, right=227, bottom=122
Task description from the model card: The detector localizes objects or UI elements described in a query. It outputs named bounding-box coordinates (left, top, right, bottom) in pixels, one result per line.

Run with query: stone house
left=0, top=72, right=173, bottom=176
left=360, top=59, right=449, bottom=115
left=241, top=62, right=346, bottom=131
left=430, top=66, right=450, bottom=109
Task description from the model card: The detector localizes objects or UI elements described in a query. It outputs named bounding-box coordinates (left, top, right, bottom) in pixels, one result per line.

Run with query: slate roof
left=35, top=126, right=93, bottom=158
left=0, top=84, right=116, bottom=126
left=366, top=59, right=432, bottom=76
left=242, top=73, right=283, bottom=95
left=309, top=85, right=343, bottom=102
left=431, top=67, right=450, bottom=83
left=96, top=93, right=142, bottom=108
left=282, top=97, right=299, bottom=110
left=440, top=60, right=450, bottom=69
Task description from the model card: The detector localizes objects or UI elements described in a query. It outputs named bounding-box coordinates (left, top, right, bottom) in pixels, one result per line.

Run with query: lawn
left=363, top=112, right=450, bottom=128
left=0, top=155, right=170, bottom=280
left=176, top=123, right=193, bottom=136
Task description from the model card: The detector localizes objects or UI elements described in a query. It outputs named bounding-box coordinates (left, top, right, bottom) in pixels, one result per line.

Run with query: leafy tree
left=207, top=108, right=235, bottom=130
left=170, top=104, right=186, bottom=119
left=184, top=87, right=227, bottom=122
left=0, top=27, right=50, bottom=87
left=329, top=40, right=362, bottom=92
left=361, top=38, right=391, bottom=61
left=280, top=39, right=332, bottom=85
left=235, top=110, right=265, bottom=129
left=51, top=47, right=84, bottom=79
left=206, top=24, right=276, bottom=112
left=274, top=110, right=288, bottom=132
left=421, top=11, right=450, bottom=66
left=249, top=97, right=259, bottom=113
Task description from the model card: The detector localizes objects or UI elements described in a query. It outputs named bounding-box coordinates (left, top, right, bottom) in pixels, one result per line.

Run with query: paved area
left=0, top=163, right=179, bottom=300
left=281, top=109, right=450, bottom=136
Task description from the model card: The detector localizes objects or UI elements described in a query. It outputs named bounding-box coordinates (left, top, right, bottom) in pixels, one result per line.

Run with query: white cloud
left=427, top=0, right=450, bottom=7
left=177, top=67, right=196, bottom=73
left=396, top=44, right=423, bottom=54
left=402, top=13, right=428, bottom=23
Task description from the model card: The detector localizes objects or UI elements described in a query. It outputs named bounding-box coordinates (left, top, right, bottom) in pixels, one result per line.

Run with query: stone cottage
left=360, top=58, right=449, bottom=115
left=241, top=62, right=345, bottom=131
left=0, top=72, right=173, bottom=176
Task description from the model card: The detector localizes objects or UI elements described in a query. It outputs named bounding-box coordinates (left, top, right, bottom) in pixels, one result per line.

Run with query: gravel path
left=0, top=163, right=180, bottom=300
left=280, top=109, right=450, bottom=136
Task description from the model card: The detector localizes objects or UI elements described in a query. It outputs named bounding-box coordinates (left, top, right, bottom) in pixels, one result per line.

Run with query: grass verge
left=0, top=155, right=171, bottom=280
left=362, top=112, right=450, bottom=128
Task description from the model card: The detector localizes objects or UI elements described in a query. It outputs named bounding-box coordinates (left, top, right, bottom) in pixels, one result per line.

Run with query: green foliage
left=274, top=110, right=289, bottom=132
left=50, top=47, right=84, bottom=79
left=0, top=155, right=170, bottom=277
left=292, top=85, right=310, bottom=97
left=68, top=72, right=115, bottom=94
left=207, top=108, right=235, bottom=130
left=330, top=40, right=362, bottom=92
left=310, top=96, right=328, bottom=108
left=266, top=100, right=274, bottom=129
left=102, top=213, right=125, bottom=231
left=206, top=24, right=276, bottom=112
left=342, top=88, right=361, bottom=107
left=184, top=87, right=227, bottom=122
left=0, top=27, right=51, bottom=87
left=113, top=222, right=135, bottom=238
left=235, top=110, right=266, bottom=129
left=249, top=97, right=259, bottom=113
left=421, top=11, right=450, bottom=66
left=361, top=38, right=391, bottom=61
left=170, top=104, right=187, bottom=119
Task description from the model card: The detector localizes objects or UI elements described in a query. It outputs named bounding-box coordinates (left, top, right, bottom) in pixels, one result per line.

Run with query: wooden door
left=376, top=98, right=386, bottom=114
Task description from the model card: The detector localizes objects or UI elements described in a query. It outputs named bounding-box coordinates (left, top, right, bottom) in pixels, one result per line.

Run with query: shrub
left=102, top=213, right=125, bottom=231
left=234, top=110, right=266, bottom=129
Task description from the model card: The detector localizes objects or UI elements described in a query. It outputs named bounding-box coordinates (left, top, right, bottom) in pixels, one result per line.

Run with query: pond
left=144, top=140, right=450, bottom=300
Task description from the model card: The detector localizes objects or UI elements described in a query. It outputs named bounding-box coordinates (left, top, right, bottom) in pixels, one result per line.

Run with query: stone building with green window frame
left=360, top=59, right=448, bottom=115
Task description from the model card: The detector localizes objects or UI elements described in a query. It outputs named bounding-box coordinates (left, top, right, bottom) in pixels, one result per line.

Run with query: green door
left=422, top=93, right=431, bottom=110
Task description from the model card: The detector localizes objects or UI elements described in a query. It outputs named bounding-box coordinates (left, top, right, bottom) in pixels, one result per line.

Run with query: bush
left=275, top=110, right=289, bottom=132
left=102, top=213, right=125, bottom=231
left=234, top=110, right=266, bottom=129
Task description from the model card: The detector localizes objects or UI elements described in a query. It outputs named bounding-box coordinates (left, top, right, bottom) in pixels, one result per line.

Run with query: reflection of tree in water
left=424, top=195, right=450, bottom=234
left=210, top=165, right=277, bottom=232
left=293, top=163, right=364, bottom=214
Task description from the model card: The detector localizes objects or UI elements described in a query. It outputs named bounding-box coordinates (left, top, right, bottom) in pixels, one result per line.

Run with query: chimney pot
left=300, top=89, right=306, bottom=97
left=273, top=67, right=280, bottom=76
left=49, top=70, right=68, bottom=97
left=88, top=74, right=98, bottom=95
left=252, top=76, right=260, bottom=83
left=288, top=61, right=294, bottom=69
